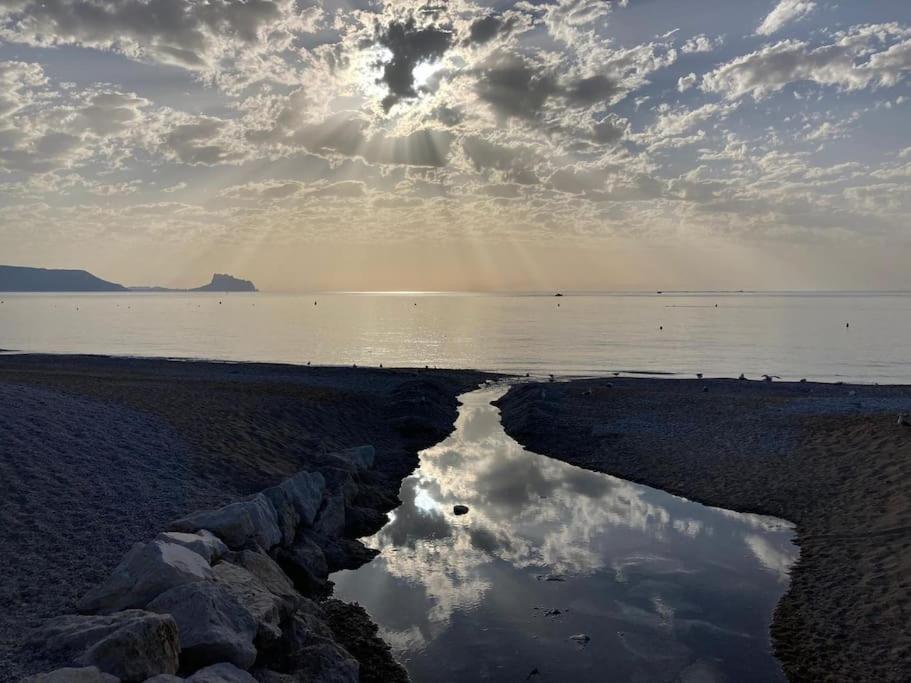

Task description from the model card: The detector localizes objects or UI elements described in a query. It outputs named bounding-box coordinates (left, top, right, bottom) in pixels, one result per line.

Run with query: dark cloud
left=161, top=117, right=241, bottom=165
left=475, top=51, right=620, bottom=123
left=375, top=18, right=452, bottom=111
left=474, top=52, right=557, bottom=121
left=464, top=14, right=515, bottom=46
left=566, top=75, right=620, bottom=106
left=0, top=0, right=286, bottom=68
left=591, top=116, right=627, bottom=145
left=462, top=136, right=539, bottom=184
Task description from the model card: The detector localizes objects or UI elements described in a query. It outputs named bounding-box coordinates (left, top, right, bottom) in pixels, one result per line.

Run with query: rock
left=453, top=505, right=469, bottom=516
left=157, top=530, right=228, bottom=563
left=338, top=445, right=375, bottom=470
left=222, top=550, right=301, bottom=605
left=260, top=485, right=299, bottom=547
left=78, top=541, right=213, bottom=613
left=321, top=599, right=409, bottom=683
left=145, top=677, right=184, bottom=682
left=31, top=611, right=180, bottom=682
left=213, top=561, right=286, bottom=646
left=250, top=670, right=296, bottom=682
left=290, top=642, right=359, bottom=683
left=186, top=663, right=258, bottom=682
left=344, top=506, right=388, bottom=537
left=317, top=536, right=379, bottom=573
left=147, top=581, right=257, bottom=671
left=170, top=494, right=282, bottom=550
left=268, top=614, right=358, bottom=683
left=314, top=459, right=360, bottom=505
left=79, top=613, right=180, bottom=682
left=313, top=493, right=346, bottom=537
left=569, top=633, right=591, bottom=646
left=275, top=532, right=329, bottom=594
left=281, top=470, right=326, bottom=527
left=22, top=667, right=120, bottom=683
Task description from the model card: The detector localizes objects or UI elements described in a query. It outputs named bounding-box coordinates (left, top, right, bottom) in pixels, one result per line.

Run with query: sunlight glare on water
left=2, top=291, right=910, bottom=382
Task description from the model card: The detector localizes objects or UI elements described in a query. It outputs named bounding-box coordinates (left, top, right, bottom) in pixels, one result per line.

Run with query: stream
left=332, top=386, right=798, bottom=682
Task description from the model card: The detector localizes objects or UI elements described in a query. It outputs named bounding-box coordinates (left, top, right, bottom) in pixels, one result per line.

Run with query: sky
left=0, top=0, right=910, bottom=291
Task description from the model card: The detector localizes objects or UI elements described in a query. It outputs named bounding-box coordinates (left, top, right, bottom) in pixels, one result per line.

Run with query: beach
left=496, top=378, right=911, bottom=681
left=0, top=354, right=491, bottom=679
left=3, top=356, right=910, bottom=681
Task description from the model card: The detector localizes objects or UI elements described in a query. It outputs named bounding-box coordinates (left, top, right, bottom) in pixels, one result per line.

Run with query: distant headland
left=0, top=265, right=257, bottom=292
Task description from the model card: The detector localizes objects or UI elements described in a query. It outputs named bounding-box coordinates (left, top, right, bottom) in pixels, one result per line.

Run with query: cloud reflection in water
left=333, top=387, right=797, bottom=682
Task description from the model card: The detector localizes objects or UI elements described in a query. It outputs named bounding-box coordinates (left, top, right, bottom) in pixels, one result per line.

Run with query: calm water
left=1, top=291, right=910, bottom=382
left=333, top=387, right=797, bottom=682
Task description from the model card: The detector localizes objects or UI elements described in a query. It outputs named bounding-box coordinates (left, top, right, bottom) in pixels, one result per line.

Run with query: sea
left=2, top=291, right=910, bottom=383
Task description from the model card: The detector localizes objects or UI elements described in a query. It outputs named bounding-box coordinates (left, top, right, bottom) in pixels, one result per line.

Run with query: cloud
left=158, top=116, right=246, bottom=165
left=681, top=34, right=723, bottom=54
left=375, top=18, right=453, bottom=111
left=0, top=0, right=313, bottom=88
left=703, top=25, right=911, bottom=99
left=474, top=50, right=619, bottom=124
left=677, top=72, right=698, bottom=92
left=756, top=0, right=816, bottom=37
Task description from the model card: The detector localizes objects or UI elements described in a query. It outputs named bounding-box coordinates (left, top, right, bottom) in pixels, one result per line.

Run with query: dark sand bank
left=495, top=377, right=911, bottom=682
left=0, top=354, right=495, bottom=679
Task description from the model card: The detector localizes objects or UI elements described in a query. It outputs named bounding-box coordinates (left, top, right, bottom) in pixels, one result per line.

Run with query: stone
left=170, top=494, right=282, bottom=550
left=313, top=493, right=346, bottom=538
left=22, top=667, right=119, bottom=683
left=145, top=677, right=184, bottom=682
left=453, top=505, right=469, bottom=516
left=30, top=611, right=180, bottom=682
left=222, top=550, right=301, bottom=605
left=274, top=532, right=328, bottom=594
left=250, top=670, right=296, bottom=683
left=79, top=612, right=180, bottom=682
left=78, top=541, right=213, bottom=613
left=343, top=506, right=388, bottom=537
left=290, top=642, right=359, bottom=683
left=186, top=663, right=258, bottom=682
left=260, top=484, right=299, bottom=547
left=266, top=614, right=358, bottom=683
left=262, top=470, right=330, bottom=546
left=147, top=581, right=257, bottom=671
left=157, top=530, right=228, bottom=563
left=337, top=445, right=375, bottom=470
left=213, top=561, right=287, bottom=646
left=317, top=536, right=379, bottom=573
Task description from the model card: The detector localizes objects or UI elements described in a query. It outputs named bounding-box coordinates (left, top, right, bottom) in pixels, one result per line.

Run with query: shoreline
left=0, top=354, right=496, bottom=680
left=495, top=377, right=911, bottom=681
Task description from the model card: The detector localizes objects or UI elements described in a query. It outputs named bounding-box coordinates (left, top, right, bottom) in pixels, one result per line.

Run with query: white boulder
left=157, top=530, right=228, bottom=563
left=169, top=494, right=282, bottom=550
left=78, top=541, right=213, bottom=613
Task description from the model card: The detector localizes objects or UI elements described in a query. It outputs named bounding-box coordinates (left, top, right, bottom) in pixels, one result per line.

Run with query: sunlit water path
left=332, top=386, right=798, bottom=682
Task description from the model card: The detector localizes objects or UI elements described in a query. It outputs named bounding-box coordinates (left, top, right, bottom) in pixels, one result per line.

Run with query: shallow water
left=2, top=291, right=911, bottom=382
left=332, top=386, right=798, bottom=682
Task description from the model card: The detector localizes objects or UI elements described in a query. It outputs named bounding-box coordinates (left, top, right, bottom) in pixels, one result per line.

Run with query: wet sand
left=0, top=354, right=493, bottom=680
left=495, top=377, right=911, bottom=682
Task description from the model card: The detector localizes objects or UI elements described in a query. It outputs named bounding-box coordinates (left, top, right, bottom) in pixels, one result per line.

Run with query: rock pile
left=24, top=445, right=407, bottom=683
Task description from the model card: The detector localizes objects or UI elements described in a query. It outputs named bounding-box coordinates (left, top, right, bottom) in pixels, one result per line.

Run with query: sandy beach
left=0, top=354, right=492, bottom=680
left=496, top=377, right=911, bottom=681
